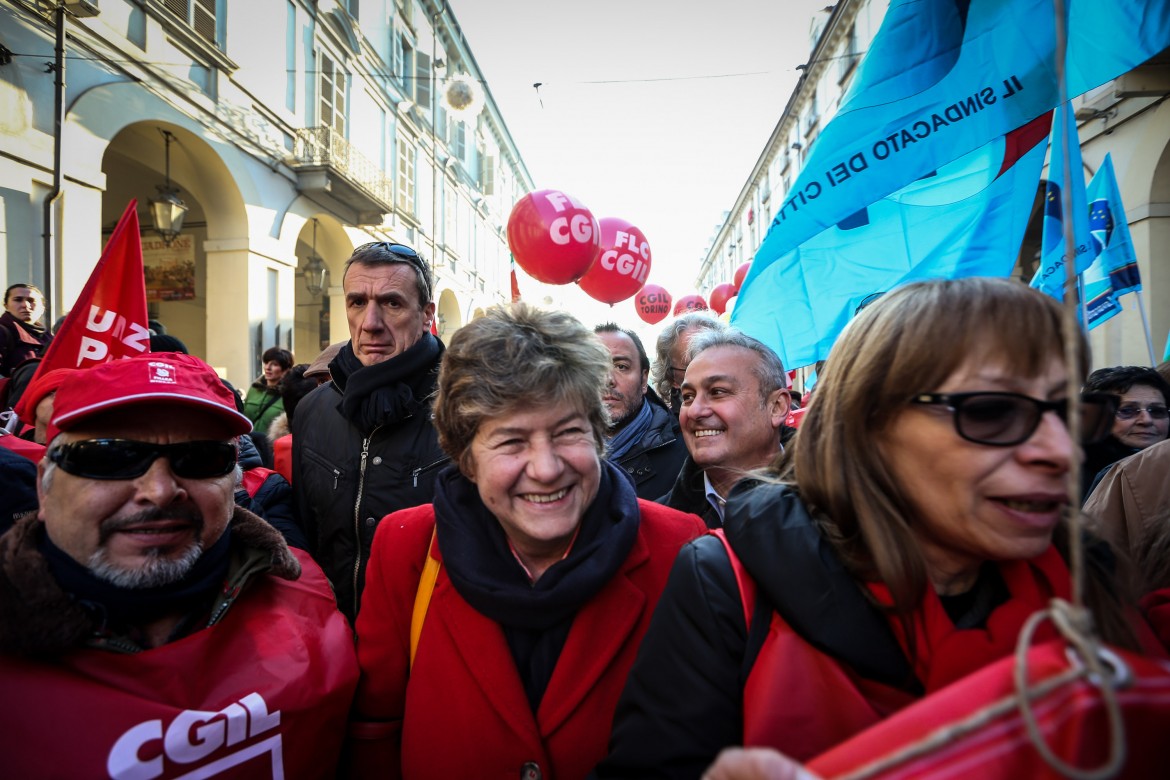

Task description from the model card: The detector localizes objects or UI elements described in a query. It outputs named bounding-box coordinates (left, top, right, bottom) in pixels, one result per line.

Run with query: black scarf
left=330, top=335, right=442, bottom=436
left=433, top=460, right=640, bottom=709
left=37, top=525, right=233, bottom=630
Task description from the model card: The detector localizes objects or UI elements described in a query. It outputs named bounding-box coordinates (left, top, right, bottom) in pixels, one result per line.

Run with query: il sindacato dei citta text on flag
left=773, top=74, right=1028, bottom=225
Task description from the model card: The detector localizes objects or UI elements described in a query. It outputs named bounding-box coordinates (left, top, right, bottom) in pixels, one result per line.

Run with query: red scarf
left=868, top=546, right=1071, bottom=692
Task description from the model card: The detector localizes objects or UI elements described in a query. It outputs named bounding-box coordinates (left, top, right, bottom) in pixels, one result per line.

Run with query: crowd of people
left=2, top=250, right=1170, bottom=777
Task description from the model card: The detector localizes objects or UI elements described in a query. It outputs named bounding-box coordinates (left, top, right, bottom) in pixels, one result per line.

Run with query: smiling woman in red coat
left=346, top=303, right=706, bottom=780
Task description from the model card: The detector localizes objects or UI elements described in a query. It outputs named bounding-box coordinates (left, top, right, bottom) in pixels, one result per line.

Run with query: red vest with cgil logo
left=0, top=550, right=358, bottom=779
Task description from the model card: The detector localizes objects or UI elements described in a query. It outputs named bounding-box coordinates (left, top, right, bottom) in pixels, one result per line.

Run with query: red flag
left=510, top=255, right=522, bottom=303
left=33, top=201, right=150, bottom=380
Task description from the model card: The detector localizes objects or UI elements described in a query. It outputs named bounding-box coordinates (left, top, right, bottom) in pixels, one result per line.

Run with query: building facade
left=1, top=0, right=533, bottom=385
left=697, top=0, right=1170, bottom=371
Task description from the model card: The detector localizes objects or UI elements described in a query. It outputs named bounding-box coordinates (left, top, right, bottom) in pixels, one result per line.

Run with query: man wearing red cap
left=0, top=351, right=358, bottom=778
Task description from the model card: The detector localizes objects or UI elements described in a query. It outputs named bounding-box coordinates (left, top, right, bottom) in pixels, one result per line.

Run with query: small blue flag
left=1029, top=102, right=1096, bottom=300
left=1081, top=152, right=1137, bottom=304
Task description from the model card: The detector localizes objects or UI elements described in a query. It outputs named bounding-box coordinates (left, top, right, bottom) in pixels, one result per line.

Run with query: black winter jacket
left=291, top=347, right=447, bottom=623
left=597, top=482, right=913, bottom=779
left=658, top=427, right=796, bottom=529
left=610, top=395, right=688, bottom=501
left=657, top=455, right=722, bottom=529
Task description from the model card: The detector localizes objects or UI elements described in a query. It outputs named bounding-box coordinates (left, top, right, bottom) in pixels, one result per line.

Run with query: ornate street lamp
left=148, top=130, right=188, bottom=246
left=302, top=218, right=328, bottom=297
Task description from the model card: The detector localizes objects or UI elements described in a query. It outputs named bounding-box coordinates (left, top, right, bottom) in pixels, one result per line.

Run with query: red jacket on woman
left=349, top=499, right=705, bottom=780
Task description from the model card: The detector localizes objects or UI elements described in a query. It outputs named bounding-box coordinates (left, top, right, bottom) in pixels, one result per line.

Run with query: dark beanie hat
left=149, top=333, right=190, bottom=354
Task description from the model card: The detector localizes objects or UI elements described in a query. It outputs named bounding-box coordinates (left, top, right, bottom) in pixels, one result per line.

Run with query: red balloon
left=577, top=218, right=652, bottom=304
left=708, top=283, right=737, bottom=315
left=506, top=189, right=600, bottom=285
left=673, top=294, right=708, bottom=316
left=634, top=284, right=672, bottom=325
left=733, top=262, right=752, bottom=292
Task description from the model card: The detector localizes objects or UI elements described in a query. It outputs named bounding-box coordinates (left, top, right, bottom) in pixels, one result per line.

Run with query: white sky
left=447, top=0, right=833, bottom=334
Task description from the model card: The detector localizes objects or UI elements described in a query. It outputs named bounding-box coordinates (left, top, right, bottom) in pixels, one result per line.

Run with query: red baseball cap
left=14, top=367, right=78, bottom=425
left=47, top=352, right=253, bottom=441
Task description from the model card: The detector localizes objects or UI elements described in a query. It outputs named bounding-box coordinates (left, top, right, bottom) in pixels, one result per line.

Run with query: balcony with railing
left=291, top=126, right=393, bottom=225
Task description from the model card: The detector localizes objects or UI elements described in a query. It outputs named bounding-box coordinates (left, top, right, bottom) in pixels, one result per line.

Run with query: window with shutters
left=163, top=0, right=218, bottom=46
left=391, top=31, right=404, bottom=79
left=320, top=53, right=347, bottom=136
left=416, top=51, right=432, bottom=112
left=448, top=119, right=465, bottom=162
left=400, top=38, right=415, bottom=89
left=397, top=134, right=416, bottom=214
left=480, top=154, right=496, bottom=196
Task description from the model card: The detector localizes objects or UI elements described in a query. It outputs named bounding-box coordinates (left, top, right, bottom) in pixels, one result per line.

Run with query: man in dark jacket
left=595, top=324, right=687, bottom=500
left=292, top=242, right=448, bottom=623
left=660, top=329, right=790, bottom=528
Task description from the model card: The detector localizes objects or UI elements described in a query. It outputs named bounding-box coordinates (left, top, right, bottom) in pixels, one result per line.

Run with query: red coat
left=350, top=500, right=705, bottom=780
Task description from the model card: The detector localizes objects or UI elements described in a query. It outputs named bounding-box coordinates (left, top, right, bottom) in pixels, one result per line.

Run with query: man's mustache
left=98, top=505, right=205, bottom=544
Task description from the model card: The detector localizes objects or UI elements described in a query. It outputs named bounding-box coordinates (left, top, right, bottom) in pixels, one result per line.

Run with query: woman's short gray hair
left=434, top=303, right=611, bottom=476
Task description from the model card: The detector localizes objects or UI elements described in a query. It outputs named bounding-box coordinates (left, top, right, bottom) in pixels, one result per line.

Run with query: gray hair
left=434, top=303, right=611, bottom=476
left=651, top=313, right=727, bottom=400
left=686, top=328, right=787, bottom=402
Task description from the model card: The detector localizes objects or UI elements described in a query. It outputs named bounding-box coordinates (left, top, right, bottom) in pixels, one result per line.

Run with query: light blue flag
left=733, top=117, right=1049, bottom=368
left=1082, top=153, right=1141, bottom=328
left=734, top=0, right=1170, bottom=366
left=743, top=0, right=1170, bottom=270
left=1082, top=260, right=1124, bottom=329
left=1029, top=102, right=1095, bottom=299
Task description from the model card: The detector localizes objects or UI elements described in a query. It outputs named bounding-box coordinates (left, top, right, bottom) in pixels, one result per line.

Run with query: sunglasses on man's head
left=48, top=439, right=238, bottom=480
left=362, top=242, right=431, bottom=299
left=908, top=391, right=1118, bottom=447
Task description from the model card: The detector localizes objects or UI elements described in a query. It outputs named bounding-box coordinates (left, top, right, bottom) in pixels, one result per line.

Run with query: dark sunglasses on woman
left=908, top=391, right=1118, bottom=447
